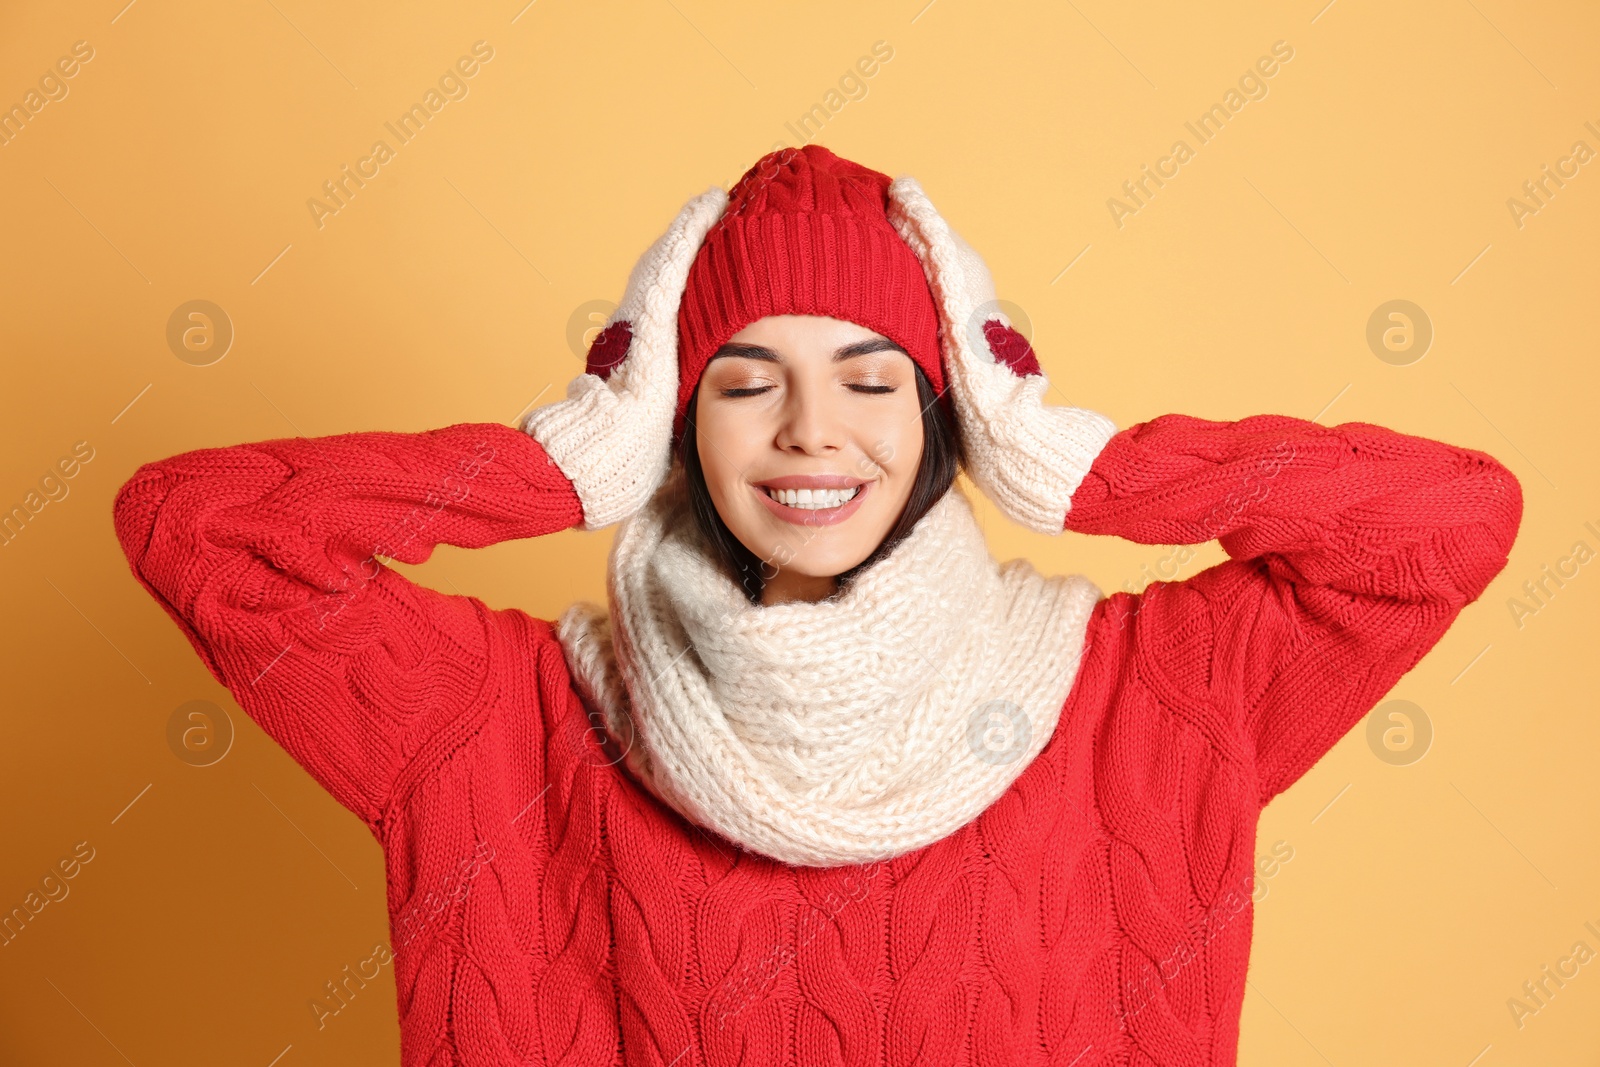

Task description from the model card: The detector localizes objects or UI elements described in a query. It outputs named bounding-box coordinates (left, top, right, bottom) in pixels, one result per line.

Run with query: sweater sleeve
left=1064, top=413, right=1523, bottom=806
left=112, top=421, right=585, bottom=827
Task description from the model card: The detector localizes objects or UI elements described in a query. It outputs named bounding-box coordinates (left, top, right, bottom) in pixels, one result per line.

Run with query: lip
left=753, top=474, right=868, bottom=490
left=753, top=478, right=872, bottom=527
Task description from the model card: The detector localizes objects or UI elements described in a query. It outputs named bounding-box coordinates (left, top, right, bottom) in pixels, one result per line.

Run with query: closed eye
left=720, top=384, right=898, bottom=397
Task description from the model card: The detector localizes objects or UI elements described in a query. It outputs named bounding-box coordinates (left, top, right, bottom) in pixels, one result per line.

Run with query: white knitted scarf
left=553, top=466, right=1102, bottom=867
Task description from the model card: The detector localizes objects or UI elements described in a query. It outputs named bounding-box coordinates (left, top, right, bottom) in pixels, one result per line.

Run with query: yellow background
left=1, top=0, right=1596, bottom=1063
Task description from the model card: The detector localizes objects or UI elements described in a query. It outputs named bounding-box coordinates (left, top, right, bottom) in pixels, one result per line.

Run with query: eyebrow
left=708, top=336, right=907, bottom=364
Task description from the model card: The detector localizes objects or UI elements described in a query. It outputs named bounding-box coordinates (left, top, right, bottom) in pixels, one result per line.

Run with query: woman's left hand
left=886, top=175, right=1117, bottom=534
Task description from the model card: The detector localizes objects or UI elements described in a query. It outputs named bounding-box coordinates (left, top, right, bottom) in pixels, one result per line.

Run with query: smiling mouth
left=760, top=485, right=860, bottom=510
left=752, top=479, right=873, bottom=526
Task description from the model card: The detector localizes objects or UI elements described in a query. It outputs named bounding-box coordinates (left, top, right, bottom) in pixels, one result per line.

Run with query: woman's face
left=693, top=314, right=926, bottom=605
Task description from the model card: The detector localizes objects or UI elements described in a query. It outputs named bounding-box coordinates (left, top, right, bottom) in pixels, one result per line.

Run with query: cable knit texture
left=553, top=464, right=1102, bottom=867
left=885, top=175, right=1118, bottom=534
left=112, top=414, right=1522, bottom=1065
left=521, top=184, right=728, bottom=531
left=674, top=145, right=949, bottom=445
left=525, top=148, right=1113, bottom=537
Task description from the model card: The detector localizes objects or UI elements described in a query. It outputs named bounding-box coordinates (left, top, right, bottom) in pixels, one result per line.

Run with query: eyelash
left=721, top=384, right=897, bottom=397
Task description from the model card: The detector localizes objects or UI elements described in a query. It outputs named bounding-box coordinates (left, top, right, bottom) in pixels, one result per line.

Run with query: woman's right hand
left=521, top=185, right=728, bottom=531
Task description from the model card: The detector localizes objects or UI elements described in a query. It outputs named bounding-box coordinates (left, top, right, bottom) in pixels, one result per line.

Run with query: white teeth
left=763, top=485, right=860, bottom=509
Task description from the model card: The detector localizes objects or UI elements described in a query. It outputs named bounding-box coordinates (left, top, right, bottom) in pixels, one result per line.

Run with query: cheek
left=696, top=429, right=733, bottom=488
left=695, top=410, right=756, bottom=506
left=858, top=400, right=924, bottom=482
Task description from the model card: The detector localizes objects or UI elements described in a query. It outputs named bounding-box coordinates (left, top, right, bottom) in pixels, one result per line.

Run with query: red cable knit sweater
left=112, top=413, right=1521, bottom=1065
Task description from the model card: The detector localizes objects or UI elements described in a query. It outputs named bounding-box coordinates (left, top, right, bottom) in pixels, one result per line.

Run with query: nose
left=772, top=378, right=844, bottom=455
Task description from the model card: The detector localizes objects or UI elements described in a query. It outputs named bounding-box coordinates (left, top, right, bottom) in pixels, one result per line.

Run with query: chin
left=790, top=550, right=871, bottom=580
left=730, top=518, right=874, bottom=571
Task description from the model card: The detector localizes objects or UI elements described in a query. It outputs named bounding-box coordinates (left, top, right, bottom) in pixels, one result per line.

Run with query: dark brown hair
left=677, top=359, right=962, bottom=604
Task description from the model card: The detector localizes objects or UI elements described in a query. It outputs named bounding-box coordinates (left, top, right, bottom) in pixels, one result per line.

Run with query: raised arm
left=112, top=421, right=583, bottom=828
left=1064, top=413, right=1523, bottom=805
left=112, top=182, right=730, bottom=829
left=882, top=173, right=1524, bottom=804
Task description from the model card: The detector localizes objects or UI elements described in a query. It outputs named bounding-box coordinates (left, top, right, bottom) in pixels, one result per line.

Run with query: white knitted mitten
left=522, top=185, right=728, bottom=531
left=885, top=176, right=1117, bottom=534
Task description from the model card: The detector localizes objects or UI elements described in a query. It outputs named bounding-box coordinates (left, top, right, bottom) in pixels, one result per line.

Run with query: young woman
left=113, top=144, right=1522, bottom=1065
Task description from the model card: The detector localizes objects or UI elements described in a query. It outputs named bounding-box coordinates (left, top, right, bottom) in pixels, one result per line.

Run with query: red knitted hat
left=669, top=144, right=950, bottom=445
